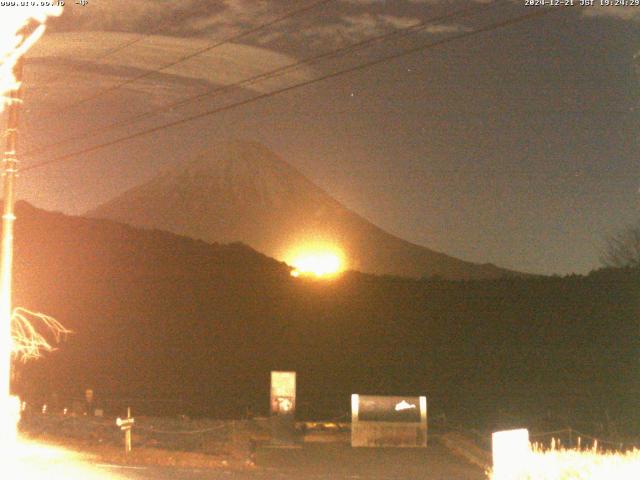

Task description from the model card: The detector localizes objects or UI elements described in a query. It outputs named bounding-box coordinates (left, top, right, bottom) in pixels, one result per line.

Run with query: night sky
left=9, top=0, right=640, bottom=275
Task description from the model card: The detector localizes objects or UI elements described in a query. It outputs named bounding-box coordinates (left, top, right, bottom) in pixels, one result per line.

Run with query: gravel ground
left=19, top=414, right=486, bottom=479
left=95, top=442, right=485, bottom=480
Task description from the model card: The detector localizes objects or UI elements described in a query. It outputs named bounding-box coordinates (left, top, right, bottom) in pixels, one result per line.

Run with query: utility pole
left=0, top=59, right=23, bottom=443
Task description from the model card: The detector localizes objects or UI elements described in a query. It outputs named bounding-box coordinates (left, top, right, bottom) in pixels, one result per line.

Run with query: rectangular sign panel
left=358, top=395, right=422, bottom=423
left=352, top=394, right=427, bottom=447
left=270, top=371, right=296, bottom=415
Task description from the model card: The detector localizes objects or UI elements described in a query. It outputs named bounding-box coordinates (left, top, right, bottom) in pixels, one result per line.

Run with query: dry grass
left=488, top=443, right=640, bottom=480
left=19, top=414, right=267, bottom=469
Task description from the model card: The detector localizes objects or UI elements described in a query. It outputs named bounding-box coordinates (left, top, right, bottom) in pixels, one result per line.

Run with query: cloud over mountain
left=48, top=0, right=470, bottom=48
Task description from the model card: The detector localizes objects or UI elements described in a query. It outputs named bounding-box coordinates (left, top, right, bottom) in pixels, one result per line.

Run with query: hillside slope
left=10, top=202, right=638, bottom=429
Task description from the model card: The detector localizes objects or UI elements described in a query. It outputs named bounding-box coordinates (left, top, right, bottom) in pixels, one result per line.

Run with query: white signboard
left=270, top=371, right=296, bottom=415
left=351, top=394, right=427, bottom=447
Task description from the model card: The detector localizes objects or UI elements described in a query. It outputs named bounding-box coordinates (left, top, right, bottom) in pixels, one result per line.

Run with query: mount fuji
left=87, top=141, right=518, bottom=280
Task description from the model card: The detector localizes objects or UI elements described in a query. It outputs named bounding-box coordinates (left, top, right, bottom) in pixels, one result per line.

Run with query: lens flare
left=8, top=438, right=125, bottom=480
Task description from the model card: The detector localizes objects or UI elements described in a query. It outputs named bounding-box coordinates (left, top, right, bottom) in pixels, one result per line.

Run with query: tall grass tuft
left=488, top=441, right=640, bottom=480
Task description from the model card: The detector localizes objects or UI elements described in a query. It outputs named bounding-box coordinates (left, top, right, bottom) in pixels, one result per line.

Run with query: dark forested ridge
left=10, top=202, right=639, bottom=433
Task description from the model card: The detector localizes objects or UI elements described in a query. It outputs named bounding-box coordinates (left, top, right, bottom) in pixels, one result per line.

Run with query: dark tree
left=601, top=221, right=640, bottom=268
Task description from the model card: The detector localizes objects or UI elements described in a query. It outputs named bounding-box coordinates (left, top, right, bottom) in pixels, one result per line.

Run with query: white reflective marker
left=492, top=428, right=531, bottom=480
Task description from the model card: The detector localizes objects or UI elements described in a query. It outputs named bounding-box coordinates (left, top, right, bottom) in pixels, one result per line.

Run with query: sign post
left=270, top=371, right=296, bottom=445
left=116, top=407, right=135, bottom=454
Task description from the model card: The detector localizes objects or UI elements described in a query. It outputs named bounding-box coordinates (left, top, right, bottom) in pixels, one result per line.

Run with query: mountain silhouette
left=88, top=141, right=518, bottom=279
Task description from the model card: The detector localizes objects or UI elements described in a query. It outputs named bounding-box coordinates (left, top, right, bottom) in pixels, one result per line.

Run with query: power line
left=23, top=5, right=571, bottom=172
left=36, top=0, right=335, bottom=120
left=22, top=5, right=574, bottom=174
left=23, top=0, right=500, bottom=159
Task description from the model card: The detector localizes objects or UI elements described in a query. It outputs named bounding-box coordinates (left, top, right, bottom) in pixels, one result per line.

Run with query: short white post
left=492, top=428, right=531, bottom=480
left=116, top=407, right=135, bottom=454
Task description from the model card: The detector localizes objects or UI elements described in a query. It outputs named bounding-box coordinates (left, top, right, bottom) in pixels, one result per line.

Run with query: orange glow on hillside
left=287, top=244, right=345, bottom=278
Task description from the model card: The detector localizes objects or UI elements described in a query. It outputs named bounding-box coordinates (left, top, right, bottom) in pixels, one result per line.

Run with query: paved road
left=95, top=443, right=486, bottom=480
